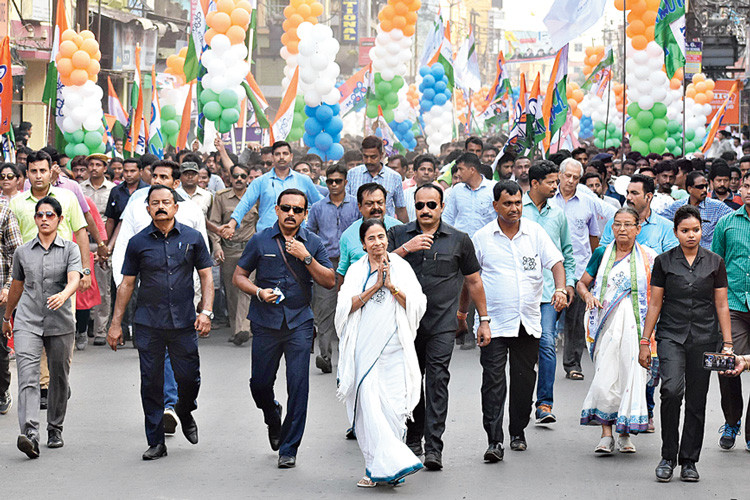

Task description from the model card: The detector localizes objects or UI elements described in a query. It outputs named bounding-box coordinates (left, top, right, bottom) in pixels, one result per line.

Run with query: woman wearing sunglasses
left=0, top=163, right=21, bottom=204
left=335, top=218, right=427, bottom=488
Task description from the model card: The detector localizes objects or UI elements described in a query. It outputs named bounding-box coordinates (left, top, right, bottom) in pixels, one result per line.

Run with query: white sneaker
left=595, top=436, right=614, bottom=454
left=163, top=408, right=178, bottom=435
left=617, top=435, right=637, bottom=453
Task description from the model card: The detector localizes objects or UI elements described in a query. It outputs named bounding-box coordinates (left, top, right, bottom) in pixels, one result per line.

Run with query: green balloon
left=671, top=146, right=682, bottom=156
left=627, top=102, right=642, bottom=118
left=625, top=118, right=640, bottom=135
left=295, top=95, right=306, bottom=111
left=666, top=120, right=681, bottom=135
left=221, top=107, right=240, bottom=124
left=199, top=89, right=218, bottom=106
left=218, top=89, right=239, bottom=109
left=382, top=108, right=394, bottom=123
left=594, top=138, right=604, bottom=148
left=685, top=129, right=695, bottom=141
left=597, top=129, right=607, bottom=141
left=636, top=111, right=654, bottom=128
left=65, top=143, right=76, bottom=158
left=96, top=142, right=106, bottom=154
left=638, top=128, right=654, bottom=143
left=84, top=131, right=103, bottom=149
left=652, top=103, right=667, bottom=119
left=685, top=141, right=696, bottom=152
left=161, top=105, right=177, bottom=121
left=366, top=103, right=378, bottom=119
left=392, top=75, right=404, bottom=90
left=288, top=127, right=304, bottom=142
left=72, top=130, right=85, bottom=144
left=605, top=138, right=618, bottom=148
left=665, top=137, right=677, bottom=149
left=162, top=119, right=179, bottom=136
left=73, top=143, right=90, bottom=156
left=374, top=73, right=382, bottom=84
left=217, top=119, right=233, bottom=134
left=376, top=81, right=392, bottom=95
left=651, top=119, right=667, bottom=136
left=293, top=112, right=305, bottom=125
left=63, top=132, right=74, bottom=143
left=594, top=121, right=605, bottom=132
left=385, top=92, right=399, bottom=106
left=607, top=123, right=617, bottom=133
left=649, top=137, right=666, bottom=153
left=203, top=101, right=222, bottom=121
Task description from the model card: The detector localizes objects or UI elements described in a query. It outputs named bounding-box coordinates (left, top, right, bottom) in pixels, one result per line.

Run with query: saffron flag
left=542, top=45, right=569, bottom=151
left=502, top=73, right=529, bottom=156
left=655, top=0, right=686, bottom=79
left=126, top=45, right=147, bottom=155
left=177, top=82, right=194, bottom=150
left=270, top=66, right=299, bottom=143
left=108, top=76, right=129, bottom=126
left=339, top=65, right=371, bottom=116
left=0, top=37, right=11, bottom=134
left=148, top=67, right=164, bottom=158
left=543, top=0, right=608, bottom=50
left=581, top=47, right=614, bottom=97
left=701, top=81, right=739, bottom=154
left=526, top=73, right=546, bottom=149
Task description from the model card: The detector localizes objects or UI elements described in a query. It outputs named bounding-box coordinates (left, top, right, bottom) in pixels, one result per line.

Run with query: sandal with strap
left=566, top=371, right=584, bottom=380
left=595, top=436, right=614, bottom=454
left=357, top=476, right=377, bottom=488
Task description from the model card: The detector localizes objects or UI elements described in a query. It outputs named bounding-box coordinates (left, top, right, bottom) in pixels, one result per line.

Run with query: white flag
left=543, top=0, right=608, bottom=51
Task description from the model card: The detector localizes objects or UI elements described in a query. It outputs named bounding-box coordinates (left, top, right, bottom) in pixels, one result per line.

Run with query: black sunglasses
left=232, top=173, right=248, bottom=179
left=692, top=183, right=708, bottom=190
left=261, top=161, right=273, bottom=166
left=279, top=204, right=305, bottom=214
left=326, top=178, right=344, bottom=185
left=415, top=201, right=439, bottom=210
left=0, top=173, right=15, bottom=180
left=34, top=211, right=57, bottom=219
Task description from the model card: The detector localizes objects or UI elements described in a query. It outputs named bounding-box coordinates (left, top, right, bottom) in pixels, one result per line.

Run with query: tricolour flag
left=125, top=45, right=147, bottom=155
left=177, top=82, right=194, bottom=151
left=582, top=48, right=614, bottom=97
left=41, top=0, right=68, bottom=147
left=270, top=66, right=299, bottom=143
left=526, top=73, right=546, bottom=149
left=655, top=0, right=686, bottom=79
left=420, top=13, right=443, bottom=68
left=148, top=66, right=164, bottom=158
left=542, top=45, right=569, bottom=151
left=339, top=65, right=371, bottom=116
left=430, top=19, right=454, bottom=91
left=543, top=0, right=608, bottom=50
left=108, top=76, right=129, bottom=127
left=0, top=36, right=12, bottom=134
left=455, top=27, right=481, bottom=93
left=102, top=114, right=117, bottom=157
left=502, top=73, right=529, bottom=156
left=242, top=72, right=269, bottom=128
left=374, top=106, right=402, bottom=156
left=701, top=81, right=739, bottom=154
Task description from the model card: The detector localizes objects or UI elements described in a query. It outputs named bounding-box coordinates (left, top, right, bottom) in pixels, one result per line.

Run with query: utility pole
left=76, top=0, right=89, bottom=31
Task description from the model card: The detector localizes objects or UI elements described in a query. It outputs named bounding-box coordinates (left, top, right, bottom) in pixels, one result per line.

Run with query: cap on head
left=180, top=162, right=200, bottom=174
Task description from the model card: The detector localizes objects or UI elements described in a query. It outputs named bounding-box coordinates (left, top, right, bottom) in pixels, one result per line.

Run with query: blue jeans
left=250, top=319, right=314, bottom=457
left=536, top=303, right=559, bottom=408
left=164, top=351, right=178, bottom=410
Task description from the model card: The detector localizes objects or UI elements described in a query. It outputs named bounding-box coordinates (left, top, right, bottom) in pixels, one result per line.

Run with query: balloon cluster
left=303, top=103, right=344, bottom=161
left=287, top=96, right=306, bottom=142
left=406, top=84, right=419, bottom=108
left=280, top=0, right=323, bottom=90
left=367, top=74, right=405, bottom=123
left=618, top=0, right=660, bottom=51
left=583, top=46, right=606, bottom=78
left=201, top=0, right=252, bottom=133
left=419, top=64, right=453, bottom=155
left=389, top=85, right=416, bottom=150
left=165, top=47, right=189, bottom=86
left=682, top=73, right=714, bottom=153
left=579, top=115, right=594, bottom=139
left=160, top=105, right=181, bottom=147
left=297, top=23, right=341, bottom=107
left=377, top=0, right=419, bottom=37
left=566, top=81, right=584, bottom=120
left=593, top=122, right=623, bottom=149
left=614, top=82, right=626, bottom=114
left=55, top=29, right=101, bottom=87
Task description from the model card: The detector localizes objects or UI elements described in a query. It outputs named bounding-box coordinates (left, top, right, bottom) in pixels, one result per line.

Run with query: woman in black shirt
left=639, top=205, right=733, bottom=483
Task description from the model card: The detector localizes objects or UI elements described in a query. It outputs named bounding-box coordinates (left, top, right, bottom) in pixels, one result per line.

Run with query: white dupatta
left=335, top=253, right=427, bottom=414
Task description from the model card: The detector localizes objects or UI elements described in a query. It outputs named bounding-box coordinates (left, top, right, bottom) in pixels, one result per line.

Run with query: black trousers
left=563, top=295, right=587, bottom=374
left=480, top=326, right=539, bottom=444
left=0, top=308, right=9, bottom=395
left=406, top=329, right=455, bottom=454
left=658, top=337, right=714, bottom=464
left=718, top=311, right=750, bottom=436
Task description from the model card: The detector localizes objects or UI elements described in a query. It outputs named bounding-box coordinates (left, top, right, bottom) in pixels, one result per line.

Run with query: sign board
left=0, top=0, right=7, bottom=39
left=112, top=24, right=158, bottom=72
left=342, top=0, right=358, bottom=44
left=685, top=41, right=702, bottom=78
left=706, top=79, right=740, bottom=126
left=504, top=31, right=555, bottom=61
left=359, top=37, right=375, bottom=67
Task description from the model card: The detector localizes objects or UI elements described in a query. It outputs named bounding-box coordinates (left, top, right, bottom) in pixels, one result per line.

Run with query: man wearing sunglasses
left=209, top=164, right=258, bottom=346
left=233, top=188, right=335, bottom=469
left=387, top=183, right=490, bottom=470
left=307, top=163, right=360, bottom=373
left=656, top=171, right=733, bottom=249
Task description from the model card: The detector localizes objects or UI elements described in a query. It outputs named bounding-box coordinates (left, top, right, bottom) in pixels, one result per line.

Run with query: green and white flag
left=654, top=0, right=686, bottom=79
left=581, top=48, right=614, bottom=91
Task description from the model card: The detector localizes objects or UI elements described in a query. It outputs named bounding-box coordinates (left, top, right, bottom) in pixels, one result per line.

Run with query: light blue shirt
left=549, top=189, right=602, bottom=279
left=442, top=176, right=497, bottom=237
left=336, top=216, right=401, bottom=276
left=230, top=168, right=324, bottom=232
left=599, top=209, right=678, bottom=254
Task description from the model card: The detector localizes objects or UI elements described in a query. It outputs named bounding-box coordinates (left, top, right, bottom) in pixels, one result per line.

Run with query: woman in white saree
left=335, top=219, right=427, bottom=488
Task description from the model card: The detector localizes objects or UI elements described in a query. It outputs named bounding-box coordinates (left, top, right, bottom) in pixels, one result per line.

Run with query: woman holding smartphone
left=639, top=205, right=733, bottom=483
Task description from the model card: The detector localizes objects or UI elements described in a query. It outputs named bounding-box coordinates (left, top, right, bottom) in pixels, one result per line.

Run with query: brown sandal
left=566, top=371, right=584, bottom=380
left=357, top=476, right=377, bottom=488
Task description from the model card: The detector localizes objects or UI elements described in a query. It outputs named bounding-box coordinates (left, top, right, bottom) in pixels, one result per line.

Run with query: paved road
left=0, top=328, right=747, bottom=499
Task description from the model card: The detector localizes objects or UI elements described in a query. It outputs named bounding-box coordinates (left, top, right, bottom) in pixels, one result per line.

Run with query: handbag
left=275, top=237, right=312, bottom=305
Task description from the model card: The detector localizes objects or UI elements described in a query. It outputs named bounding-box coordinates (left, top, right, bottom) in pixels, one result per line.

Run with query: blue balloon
left=422, top=75, right=435, bottom=88
left=421, top=100, right=433, bottom=113
left=303, top=132, right=315, bottom=147
left=304, top=119, right=323, bottom=136
left=304, top=105, right=317, bottom=117
left=330, top=103, right=340, bottom=115
left=327, top=116, right=344, bottom=136
left=419, top=66, right=431, bottom=77
left=434, top=93, right=447, bottom=106
left=422, top=88, right=436, bottom=101
left=315, top=105, right=333, bottom=124
left=328, top=143, right=344, bottom=161
left=442, top=89, right=452, bottom=100
left=435, top=81, right=447, bottom=93
left=331, top=133, right=341, bottom=144
left=398, top=122, right=410, bottom=134
left=431, top=63, right=445, bottom=78
left=315, top=132, right=333, bottom=151
left=307, top=147, right=324, bottom=159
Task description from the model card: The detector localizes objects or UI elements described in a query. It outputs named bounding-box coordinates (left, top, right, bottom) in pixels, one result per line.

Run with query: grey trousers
left=221, top=246, right=252, bottom=336
left=312, top=258, right=338, bottom=360
left=14, top=331, right=74, bottom=440
left=92, top=261, right=112, bottom=338
left=0, top=306, right=9, bottom=395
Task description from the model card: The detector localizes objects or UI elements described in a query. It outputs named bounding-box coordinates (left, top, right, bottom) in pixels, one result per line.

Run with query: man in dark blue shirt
left=233, top=188, right=334, bottom=469
left=107, top=185, right=214, bottom=461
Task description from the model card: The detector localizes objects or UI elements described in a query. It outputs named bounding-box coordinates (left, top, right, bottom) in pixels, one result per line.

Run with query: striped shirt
left=657, top=197, right=734, bottom=249
left=346, top=164, right=406, bottom=217
left=711, top=205, right=750, bottom=312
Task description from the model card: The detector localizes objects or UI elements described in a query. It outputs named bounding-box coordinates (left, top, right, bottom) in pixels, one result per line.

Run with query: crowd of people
left=0, top=128, right=749, bottom=488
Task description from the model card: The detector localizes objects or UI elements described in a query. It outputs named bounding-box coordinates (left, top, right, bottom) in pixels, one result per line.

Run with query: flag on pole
left=701, top=81, right=739, bottom=154
left=102, top=114, right=117, bottom=157
left=177, top=82, right=194, bottom=150
left=655, top=0, right=686, bottom=79
left=374, top=106, right=402, bottom=156
left=543, top=0, right=608, bottom=50
left=430, top=19, right=454, bottom=91
left=502, top=73, right=529, bottom=155
left=148, top=66, right=164, bottom=158
left=0, top=36, right=12, bottom=135
left=420, top=14, right=443, bottom=68
left=581, top=47, right=614, bottom=96
left=542, top=45, right=569, bottom=151
left=241, top=71, right=269, bottom=128
left=270, top=66, right=299, bottom=144
left=41, top=0, right=68, bottom=147
left=1, top=126, right=14, bottom=162
left=125, top=45, right=147, bottom=155
left=455, top=27, right=481, bottom=93
left=339, top=65, right=371, bottom=116
left=526, top=73, right=546, bottom=149
left=107, top=76, right=129, bottom=127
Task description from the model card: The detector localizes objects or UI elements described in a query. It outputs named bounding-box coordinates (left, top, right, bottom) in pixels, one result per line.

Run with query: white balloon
left=211, top=34, right=231, bottom=53
left=210, top=75, right=227, bottom=93
left=386, top=42, right=400, bottom=55
left=83, top=115, right=101, bottom=132
left=649, top=71, right=667, bottom=87
left=390, top=29, right=404, bottom=42
left=634, top=65, right=650, bottom=81
left=376, top=33, right=390, bottom=46
left=645, top=41, right=663, bottom=58
left=703, top=103, right=712, bottom=116
left=380, top=68, right=395, bottom=81
left=300, top=67, right=317, bottom=85
left=633, top=50, right=649, bottom=66
left=297, top=22, right=314, bottom=40
left=638, top=95, right=654, bottom=110
left=304, top=91, right=321, bottom=107
left=651, top=87, right=667, bottom=103
left=323, top=90, right=340, bottom=106
left=694, top=126, right=706, bottom=139
left=62, top=117, right=78, bottom=134
left=71, top=106, right=87, bottom=124
left=310, top=54, right=328, bottom=71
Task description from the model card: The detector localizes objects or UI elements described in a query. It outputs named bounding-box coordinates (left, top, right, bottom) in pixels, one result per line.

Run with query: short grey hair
left=560, top=157, right=584, bottom=176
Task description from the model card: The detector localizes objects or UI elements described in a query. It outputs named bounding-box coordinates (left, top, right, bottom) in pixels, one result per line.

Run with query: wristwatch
left=303, top=254, right=313, bottom=265
left=200, top=309, right=214, bottom=320
left=82, top=268, right=91, bottom=276
left=479, top=316, right=492, bottom=324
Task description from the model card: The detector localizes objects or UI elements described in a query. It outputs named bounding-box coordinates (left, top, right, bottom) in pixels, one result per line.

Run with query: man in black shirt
left=388, top=183, right=491, bottom=470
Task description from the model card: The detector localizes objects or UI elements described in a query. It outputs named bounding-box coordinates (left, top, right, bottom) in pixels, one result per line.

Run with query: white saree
left=335, top=253, right=427, bottom=484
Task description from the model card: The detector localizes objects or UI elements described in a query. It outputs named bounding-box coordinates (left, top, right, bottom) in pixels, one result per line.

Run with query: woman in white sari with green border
left=336, top=219, right=427, bottom=488
left=576, top=207, right=656, bottom=454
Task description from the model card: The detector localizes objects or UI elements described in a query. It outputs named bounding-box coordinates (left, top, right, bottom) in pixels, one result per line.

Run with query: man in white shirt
left=461, top=180, right=567, bottom=463
left=175, top=162, right=213, bottom=217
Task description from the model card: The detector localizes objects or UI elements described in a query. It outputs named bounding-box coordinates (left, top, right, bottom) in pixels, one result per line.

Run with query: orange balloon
left=72, top=50, right=91, bottom=69
left=230, top=7, right=251, bottom=27
left=645, top=26, right=655, bottom=41
left=382, top=5, right=396, bottom=19
left=80, top=30, right=95, bottom=40
left=595, top=45, right=605, bottom=56
left=287, top=27, right=297, bottom=39
left=61, top=29, right=77, bottom=42
left=573, top=89, right=584, bottom=102
left=94, top=50, right=101, bottom=61
left=205, top=28, right=217, bottom=45
left=669, top=78, right=681, bottom=90
left=692, top=73, right=705, bottom=83
left=569, top=81, right=579, bottom=90
left=583, top=65, right=592, bottom=75
left=392, top=15, right=406, bottom=29
left=59, top=40, right=78, bottom=58
left=72, top=34, right=83, bottom=47
left=584, top=46, right=594, bottom=57
left=236, top=0, right=253, bottom=13
left=216, top=0, right=234, bottom=14
left=566, top=86, right=574, bottom=98
left=87, top=59, right=100, bottom=77
left=642, top=10, right=657, bottom=25
left=673, top=67, right=684, bottom=81
left=630, top=1, right=647, bottom=16
left=70, top=69, right=88, bottom=86
left=226, top=25, right=247, bottom=45
left=287, top=40, right=299, bottom=54
left=297, top=3, right=311, bottom=17
left=705, top=90, right=714, bottom=101
left=694, top=93, right=707, bottom=105
left=167, top=54, right=179, bottom=69
left=574, top=108, right=582, bottom=119
left=631, top=35, right=648, bottom=51
left=57, top=57, right=73, bottom=77
left=614, top=0, right=625, bottom=10
left=289, top=13, right=304, bottom=26
left=405, top=11, right=417, bottom=24
left=176, top=58, right=185, bottom=73
left=615, top=95, right=623, bottom=104
left=290, top=0, right=304, bottom=7
left=206, top=11, right=216, bottom=26
left=569, top=100, right=578, bottom=112
left=685, top=87, right=696, bottom=99
left=305, top=16, right=318, bottom=23
left=284, top=5, right=295, bottom=17
left=402, top=24, right=415, bottom=36
left=212, top=12, right=232, bottom=32
left=282, top=19, right=293, bottom=31
left=704, top=79, right=715, bottom=91
left=394, top=2, right=408, bottom=15
left=310, top=2, right=323, bottom=16
left=80, top=38, right=99, bottom=56
left=628, top=20, right=645, bottom=37
left=695, top=81, right=707, bottom=93
left=60, top=75, right=73, bottom=87
left=645, top=0, right=660, bottom=10
left=381, top=19, right=393, bottom=32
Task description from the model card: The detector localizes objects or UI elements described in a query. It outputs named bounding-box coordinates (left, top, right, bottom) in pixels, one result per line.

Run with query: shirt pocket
left=425, top=253, right=457, bottom=277
left=520, top=254, right=544, bottom=281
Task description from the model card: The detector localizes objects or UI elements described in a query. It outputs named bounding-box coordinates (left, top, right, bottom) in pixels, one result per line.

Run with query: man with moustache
left=511, top=156, right=531, bottom=193
left=388, top=183, right=491, bottom=470
left=404, top=155, right=438, bottom=221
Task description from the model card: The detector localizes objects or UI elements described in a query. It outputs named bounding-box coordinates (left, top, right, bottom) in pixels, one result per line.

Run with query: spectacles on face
left=0, top=173, right=15, bottom=180
left=262, top=161, right=273, bottom=167
left=34, top=211, right=57, bottom=219
left=414, top=201, right=439, bottom=210
left=326, top=178, right=344, bottom=186
left=278, top=204, right=305, bottom=214
left=612, top=222, right=638, bottom=230
left=232, top=173, right=248, bottom=179
left=692, top=184, right=708, bottom=190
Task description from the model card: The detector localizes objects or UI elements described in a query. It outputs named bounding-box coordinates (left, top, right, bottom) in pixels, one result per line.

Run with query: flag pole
left=241, top=1, right=257, bottom=153
left=604, top=78, right=612, bottom=146
left=621, top=0, right=627, bottom=161
left=681, top=0, right=688, bottom=155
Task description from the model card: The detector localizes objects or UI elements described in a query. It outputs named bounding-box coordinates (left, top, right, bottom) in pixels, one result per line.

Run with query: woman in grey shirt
left=2, top=196, right=82, bottom=459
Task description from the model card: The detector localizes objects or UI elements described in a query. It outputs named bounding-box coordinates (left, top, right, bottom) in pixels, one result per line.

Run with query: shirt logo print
left=522, top=256, right=537, bottom=271
left=372, top=288, right=387, bottom=304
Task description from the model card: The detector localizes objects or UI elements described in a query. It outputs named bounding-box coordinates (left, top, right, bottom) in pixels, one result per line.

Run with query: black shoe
left=179, top=413, right=199, bottom=444
left=680, top=462, right=700, bottom=482
left=407, top=440, right=423, bottom=457
left=40, top=388, right=48, bottom=410
left=47, top=429, right=64, bottom=448
left=510, top=434, right=527, bottom=451
left=268, top=402, right=283, bottom=451
left=278, top=455, right=296, bottom=468
left=655, top=458, right=675, bottom=482
left=345, top=427, right=356, bottom=440
left=423, top=451, right=443, bottom=470
left=17, top=434, right=40, bottom=459
left=315, top=355, right=333, bottom=374
left=233, top=331, right=251, bottom=346
left=93, top=337, right=106, bottom=346
left=142, top=443, right=168, bottom=460
left=483, top=442, right=504, bottom=463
